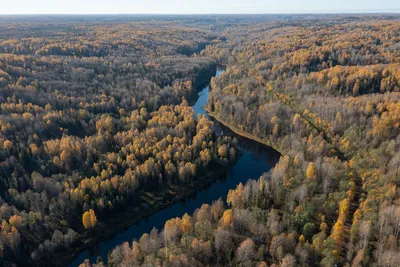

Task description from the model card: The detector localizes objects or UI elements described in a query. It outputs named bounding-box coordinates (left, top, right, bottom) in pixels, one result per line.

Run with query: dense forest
left=89, top=15, right=400, bottom=267
left=0, top=17, right=238, bottom=266
left=0, top=14, right=399, bottom=267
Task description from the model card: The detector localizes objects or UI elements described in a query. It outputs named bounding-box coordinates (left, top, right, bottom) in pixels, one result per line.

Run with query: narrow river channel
left=68, top=67, right=281, bottom=266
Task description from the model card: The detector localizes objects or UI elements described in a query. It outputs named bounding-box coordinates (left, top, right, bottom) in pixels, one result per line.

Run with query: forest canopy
left=99, top=15, right=400, bottom=267
left=0, top=16, right=236, bottom=266
left=0, top=14, right=399, bottom=267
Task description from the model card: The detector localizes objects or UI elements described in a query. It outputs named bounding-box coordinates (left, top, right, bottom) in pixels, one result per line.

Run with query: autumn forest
left=0, top=14, right=399, bottom=267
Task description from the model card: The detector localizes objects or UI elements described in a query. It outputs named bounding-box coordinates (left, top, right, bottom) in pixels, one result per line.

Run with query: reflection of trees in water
left=213, top=120, right=281, bottom=165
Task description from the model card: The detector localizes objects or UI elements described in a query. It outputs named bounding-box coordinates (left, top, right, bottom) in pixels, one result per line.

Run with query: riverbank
left=47, top=64, right=225, bottom=267
left=192, top=62, right=217, bottom=89
left=186, top=62, right=217, bottom=106
left=205, top=108, right=283, bottom=155
left=48, top=158, right=240, bottom=267
left=62, top=65, right=280, bottom=267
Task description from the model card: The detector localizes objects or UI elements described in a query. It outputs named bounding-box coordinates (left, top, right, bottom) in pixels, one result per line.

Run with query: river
left=68, top=67, right=280, bottom=266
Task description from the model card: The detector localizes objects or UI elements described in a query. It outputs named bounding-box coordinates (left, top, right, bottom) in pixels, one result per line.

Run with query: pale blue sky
left=1, top=0, right=399, bottom=14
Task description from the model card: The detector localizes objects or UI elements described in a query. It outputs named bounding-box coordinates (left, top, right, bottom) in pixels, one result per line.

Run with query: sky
left=1, top=0, right=399, bottom=15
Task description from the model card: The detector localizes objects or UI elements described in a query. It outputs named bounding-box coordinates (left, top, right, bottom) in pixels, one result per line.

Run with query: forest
left=0, top=16, right=237, bottom=266
left=0, top=14, right=399, bottom=267
left=86, top=15, right=399, bottom=267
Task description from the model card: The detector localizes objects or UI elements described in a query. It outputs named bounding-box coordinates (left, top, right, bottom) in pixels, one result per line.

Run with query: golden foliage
left=82, top=209, right=97, bottom=229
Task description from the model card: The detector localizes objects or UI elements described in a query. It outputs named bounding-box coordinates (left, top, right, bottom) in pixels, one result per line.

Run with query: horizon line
left=1, top=11, right=400, bottom=16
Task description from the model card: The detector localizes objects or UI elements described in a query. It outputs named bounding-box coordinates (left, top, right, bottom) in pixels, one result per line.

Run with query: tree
left=281, top=254, right=297, bottom=267
left=82, top=209, right=97, bottom=229
left=220, top=209, right=233, bottom=227
left=305, top=162, right=317, bottom=180
left=191, top=238, right=212, bottom=263
left=3, top=140, right=12, bottom=151
left=215, top=227, right=233, bottom=261
left=181, top=213, right=193, bottom=233
left=9, top=215, right=23, bottom=228
left=270, top=234, right=285, bottom=262
left=218, top=144, right=228, bottom=158
left=165, top=161, right=177, bottom=179
left=227, top=183, right=244, bottom=208
left=359, top=220, right=371, bottom=249
left=303, top=222, right=316, bottom=241
left=237, top=238, right=256, bottom=266
left=164, top=218, right=182, bottom=245
left=200, top=149, right=212, bottom=165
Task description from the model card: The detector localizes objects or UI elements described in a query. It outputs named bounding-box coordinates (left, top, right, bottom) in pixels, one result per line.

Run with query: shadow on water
left=69, top=67, right=280, bottom=266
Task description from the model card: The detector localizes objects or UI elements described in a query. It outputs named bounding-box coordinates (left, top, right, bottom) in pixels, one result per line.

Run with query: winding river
left=68, top=67, right=280, bottom=266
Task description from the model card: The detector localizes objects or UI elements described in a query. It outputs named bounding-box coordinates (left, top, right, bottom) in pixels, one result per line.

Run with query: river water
left=68, top=67, right=280, bottom=266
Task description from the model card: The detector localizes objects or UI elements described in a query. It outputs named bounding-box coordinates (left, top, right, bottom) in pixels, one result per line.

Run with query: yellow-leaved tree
left=82, top=209, right=97, bottom=229
left=306, top=162, right=317, bottom=180
left=181, top=213, right=193, bottom=233
left=220, top=209, right=233, bottom=227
